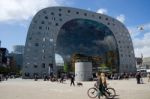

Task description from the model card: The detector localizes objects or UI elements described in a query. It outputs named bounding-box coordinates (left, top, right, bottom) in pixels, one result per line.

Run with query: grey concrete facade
left=23, top=7, right=136, bottom=78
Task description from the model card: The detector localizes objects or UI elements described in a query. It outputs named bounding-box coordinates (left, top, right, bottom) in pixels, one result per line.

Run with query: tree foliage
left=63, top=64, right=68, bottom=73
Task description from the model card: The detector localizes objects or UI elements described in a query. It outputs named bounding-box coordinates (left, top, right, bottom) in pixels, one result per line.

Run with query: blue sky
left=0, top=0, right=150, bottom=57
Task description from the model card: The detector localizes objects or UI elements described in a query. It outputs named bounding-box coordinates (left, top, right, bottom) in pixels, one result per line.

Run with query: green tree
left=63, top=63, right=68, bottom=73
left=100, top=63, right=107, bottom=67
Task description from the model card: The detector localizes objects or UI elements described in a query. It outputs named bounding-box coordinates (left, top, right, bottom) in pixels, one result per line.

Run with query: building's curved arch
left=23, top=7, right=136, bottom=77
left=56, top=18, right=119, bottom=72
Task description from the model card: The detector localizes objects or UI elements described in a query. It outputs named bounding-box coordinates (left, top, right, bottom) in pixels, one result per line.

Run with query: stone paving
left=0, top=78, right=150, bottom=99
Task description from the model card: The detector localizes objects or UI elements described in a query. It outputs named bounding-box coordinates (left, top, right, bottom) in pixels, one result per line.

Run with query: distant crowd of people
left=91, top=71, right=150, bottom=85
left=135, top=72, right=150, bottom=84
left=31, top=73, right=75, bottom=86
left=0, top=74, right=19, bottom=82
left=106, top=72, right=136, bottom=80
left=1, top=72, right=150, bottom=86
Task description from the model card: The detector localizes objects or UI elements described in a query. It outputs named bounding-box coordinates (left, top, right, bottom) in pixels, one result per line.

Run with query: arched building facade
left=23, top=7, right=136, bottom=78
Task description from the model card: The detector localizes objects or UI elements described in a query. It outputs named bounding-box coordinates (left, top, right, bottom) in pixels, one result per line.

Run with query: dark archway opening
left=56, top=19, right=119, bottom=73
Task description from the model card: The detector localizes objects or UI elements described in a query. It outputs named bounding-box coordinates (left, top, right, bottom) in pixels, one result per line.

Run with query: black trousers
left=70, top=81, right=75, bottom=86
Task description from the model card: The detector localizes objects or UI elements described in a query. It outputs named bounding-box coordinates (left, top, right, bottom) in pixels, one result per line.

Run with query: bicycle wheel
left=87, top=87, right=98, bottom=98
left=105, top=88, right=116, bottom=99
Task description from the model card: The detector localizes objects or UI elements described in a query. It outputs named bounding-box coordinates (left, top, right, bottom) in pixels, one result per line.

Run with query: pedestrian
left=147, top=73, right=150, bottom=82
left=60, top=74, right=64, bottom=83
left=34, top=74, right=38, bottom=81
left=70, top=75, right=75, bottom=86
left=0, top=74, right=2, bottom=82
left=135, top=72, right=141, bottom=84
left=140, top=72, right=144, bottom=84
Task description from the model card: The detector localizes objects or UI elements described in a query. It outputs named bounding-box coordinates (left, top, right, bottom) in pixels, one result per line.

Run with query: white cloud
left=129, top=23, right=150, bottom=57
left=0, top=0, right=68, bottom=22
left=116, top=14, right=125, bottom=23
left=97, top=8, right=107, bottom=14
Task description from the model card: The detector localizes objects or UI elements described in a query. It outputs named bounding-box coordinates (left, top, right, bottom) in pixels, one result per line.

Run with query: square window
left=59, top=9, right=61, bottom=11
left=34, top=65, right=38, bottom=68
left=51, top=12, right=54, bottom=15
left=59, top=13, right=62, bottom=16
left=45, top=16, right=48, bottom=19
left=42, top=63, right=45, bottom=68
left=39, top=26, right=42, bottom=29
left=35, top=43, right=39, bottom=46
left=41, top=21, right=45, bottom=24
left=68, top=10, right=71, bottom=13
left=84, top=13, right=87, bottom=16
left=56, top=23, right=58, bottom=26
left=76, top=12, right=79, bottom=14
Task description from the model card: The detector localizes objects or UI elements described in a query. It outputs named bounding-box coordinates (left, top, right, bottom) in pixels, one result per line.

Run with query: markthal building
left=23, top=7, right=136, bottom=78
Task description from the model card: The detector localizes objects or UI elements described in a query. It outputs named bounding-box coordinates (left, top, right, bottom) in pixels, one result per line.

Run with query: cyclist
left=96, top=72, right=108, bottom=99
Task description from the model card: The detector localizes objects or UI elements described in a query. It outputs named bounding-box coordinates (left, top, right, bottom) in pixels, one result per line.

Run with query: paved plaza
left=0, top=78, right=150, bottom=99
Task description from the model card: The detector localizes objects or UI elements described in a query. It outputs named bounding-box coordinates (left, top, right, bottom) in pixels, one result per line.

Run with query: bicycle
left=87, top=84, right=116, bottom=99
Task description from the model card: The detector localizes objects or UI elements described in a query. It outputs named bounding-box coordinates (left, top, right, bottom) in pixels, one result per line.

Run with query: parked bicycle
left=87, top=83, right=116, bottom=99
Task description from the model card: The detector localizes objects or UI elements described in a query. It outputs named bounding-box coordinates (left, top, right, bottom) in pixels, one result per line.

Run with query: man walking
left=70, top=75, right=75, bottom=86
left=147, top=73, right=150, bottom=82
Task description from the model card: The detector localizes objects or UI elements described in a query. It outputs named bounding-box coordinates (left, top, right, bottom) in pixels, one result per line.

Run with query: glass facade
left=56, top=19, right=119, bottom=72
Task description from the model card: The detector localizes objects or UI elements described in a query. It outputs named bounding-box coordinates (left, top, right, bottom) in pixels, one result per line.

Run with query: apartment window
left=59, top=8, right=61, bottom=11
left=35, top=43, right=39, bottom=47
left=59, top=18, right=62, bottom=21
left=45, top=16, right=48, bottom=19
left=56, top=23, right=58, bottom=26
left=76, top=12, right=79, bottom=14
left=68, top=10, right=71, bottom=13
left=49, top=64, right=53, bottom=69
left=39, top=26, right=42, bottom=30
left=51, top=12, right=54, bottom=15
left=107, top=22, right=110, bottom=25
left=105, top=18, right=108, bottom=20
left=34, top=65, right=38, bottom=68
left=84, top=13, right=87, bottom=16
left=52, top=17, right=55, bottom=20
left=29, top=37, right=32, bottom=40
left=41, top=21, right=45, bottom=24
left=42, top=63, right=45, bottom=68
left=59, top=13, right=62, bottom=16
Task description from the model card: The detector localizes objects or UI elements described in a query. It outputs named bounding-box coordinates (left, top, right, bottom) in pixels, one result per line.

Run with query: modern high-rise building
left=12, top=45, right=24, bottom=54
left=23, top=7, right=136, bottom=78
left=0, top=48, right=9, bottom=67
left=0, top=40, right=1, bottom=48
left=10, top=45, right=24, bottom=69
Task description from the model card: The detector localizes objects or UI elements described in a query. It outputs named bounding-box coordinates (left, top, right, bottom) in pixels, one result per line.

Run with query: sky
left=0, top=0, right=150, bottom=59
